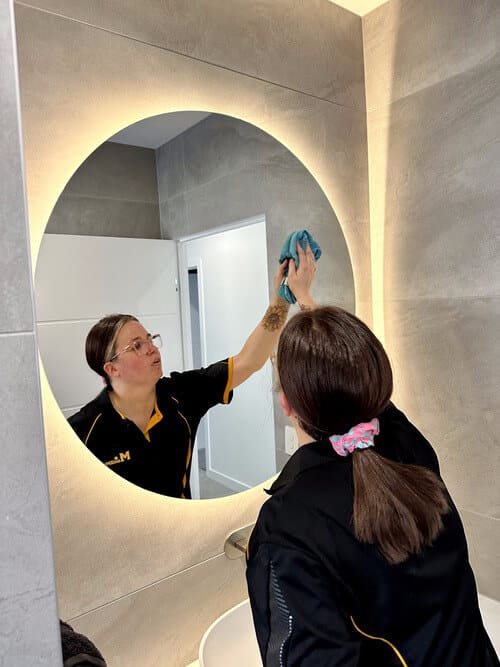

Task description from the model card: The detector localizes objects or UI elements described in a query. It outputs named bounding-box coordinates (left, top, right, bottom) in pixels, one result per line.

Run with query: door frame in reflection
left=178, top=215, right=277, bottom=499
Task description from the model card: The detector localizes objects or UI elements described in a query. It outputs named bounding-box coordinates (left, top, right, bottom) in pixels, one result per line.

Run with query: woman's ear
left=103, top=361, right=118, bottom=380
left=279, top=392, right=294, bottom=418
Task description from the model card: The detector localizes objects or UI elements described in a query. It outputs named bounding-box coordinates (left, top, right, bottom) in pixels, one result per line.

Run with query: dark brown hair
left=277, top=306, right=449, bottom=564
left=85, top=314, right=138, bottom=388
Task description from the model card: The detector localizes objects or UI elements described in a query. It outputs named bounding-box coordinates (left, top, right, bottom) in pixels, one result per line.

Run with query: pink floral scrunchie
left=329, top=418, right=380, bottom=457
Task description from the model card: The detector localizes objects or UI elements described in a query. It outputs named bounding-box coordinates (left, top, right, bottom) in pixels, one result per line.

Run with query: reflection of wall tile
left=184, top=163, right=267, bottom=235
left=460, top=510, right=500, bottom=600
left=180, top=114, right=288, bottom=193
left=159, top=195, right=189, bottom=239
left=262, top=155, right=355, bottom=310
left=156, top=134, right=186, bottom=202
left=47, top=195, right=161, bottom=238
left=65, top=142, right=159, bottom=202
left=364, top=0, right=500, bottom=110
left=45, top=142, right=161, bottom=239
left=21, top=0, right=366, bottom=110
left=70, top=554, right=248, bottom=667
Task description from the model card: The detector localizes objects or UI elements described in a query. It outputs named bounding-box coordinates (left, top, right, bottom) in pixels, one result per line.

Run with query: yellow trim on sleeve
left=350, top=616, right=408, bottom=667
left=84, top=413, right=102, bottom=446
left=223, top=357, right=234, bottom=404
left=176, top=408, right=192, bottom=499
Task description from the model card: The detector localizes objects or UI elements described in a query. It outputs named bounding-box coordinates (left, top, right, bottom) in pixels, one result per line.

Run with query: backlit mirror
left=35, top=112, right=355, bottom=499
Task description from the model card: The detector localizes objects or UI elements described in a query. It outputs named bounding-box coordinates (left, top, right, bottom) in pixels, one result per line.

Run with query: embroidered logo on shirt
left=105, top=451, right=131, bottom=466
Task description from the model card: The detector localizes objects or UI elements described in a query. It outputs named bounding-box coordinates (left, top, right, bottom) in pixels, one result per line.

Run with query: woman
left=246, top=306, right=498, bottom=666
left=69, top=243, right=316, bottom=498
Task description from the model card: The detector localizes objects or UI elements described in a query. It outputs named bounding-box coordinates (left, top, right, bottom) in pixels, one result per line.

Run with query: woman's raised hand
left=287, top=241, right=316, bottom=303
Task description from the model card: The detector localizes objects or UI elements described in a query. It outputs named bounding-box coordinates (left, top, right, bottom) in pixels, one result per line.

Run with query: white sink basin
left=195, top=594, right=499, bottom=667
left=199, top=599, right=262, bottom=667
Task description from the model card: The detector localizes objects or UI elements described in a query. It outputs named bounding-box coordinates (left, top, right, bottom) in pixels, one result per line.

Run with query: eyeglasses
left=108, top=333, right=162, bottom=362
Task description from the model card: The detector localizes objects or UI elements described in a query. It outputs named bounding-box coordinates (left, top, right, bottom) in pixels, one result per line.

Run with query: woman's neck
left=109, top=384, right=156, bottom=419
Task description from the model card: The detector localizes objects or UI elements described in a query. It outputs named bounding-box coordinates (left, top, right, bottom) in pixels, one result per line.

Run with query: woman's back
left=247, top=407, right=498, bottom=666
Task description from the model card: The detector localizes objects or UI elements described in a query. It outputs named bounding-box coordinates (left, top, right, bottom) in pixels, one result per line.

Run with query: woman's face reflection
left=105, top=321, right=163, bottom=388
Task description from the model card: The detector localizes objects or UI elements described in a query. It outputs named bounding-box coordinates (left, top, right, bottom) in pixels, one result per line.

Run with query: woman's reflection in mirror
left=69, top=242, right=317, bottom=498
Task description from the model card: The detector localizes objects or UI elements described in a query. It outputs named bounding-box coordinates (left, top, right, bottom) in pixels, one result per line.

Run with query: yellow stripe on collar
left=144, top=399, right=163, bottom=442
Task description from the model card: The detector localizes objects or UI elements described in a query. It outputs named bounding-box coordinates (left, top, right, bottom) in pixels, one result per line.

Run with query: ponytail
left=352, top=448, right=449, bottom=564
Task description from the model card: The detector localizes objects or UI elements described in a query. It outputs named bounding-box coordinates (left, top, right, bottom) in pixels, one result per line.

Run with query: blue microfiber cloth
left=278, top=230, right=322, bottom=304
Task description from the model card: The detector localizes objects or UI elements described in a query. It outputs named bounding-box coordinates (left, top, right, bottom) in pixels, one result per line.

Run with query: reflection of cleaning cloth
left=278, top=229, right=322, bottom=304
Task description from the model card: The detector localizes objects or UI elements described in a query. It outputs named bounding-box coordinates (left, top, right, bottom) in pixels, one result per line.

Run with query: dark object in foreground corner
left=60, top=620, right=107, bottom=667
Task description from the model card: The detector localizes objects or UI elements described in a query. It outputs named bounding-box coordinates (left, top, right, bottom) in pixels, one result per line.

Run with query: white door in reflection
left=179, top=217, right=276, bottom=497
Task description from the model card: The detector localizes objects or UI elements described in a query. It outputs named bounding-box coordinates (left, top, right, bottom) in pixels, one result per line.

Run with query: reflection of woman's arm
left=231, top=242, right=316, bottom=389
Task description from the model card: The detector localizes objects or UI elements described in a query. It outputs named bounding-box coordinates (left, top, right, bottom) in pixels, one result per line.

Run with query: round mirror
left=35, top=111, right=355, bottom=499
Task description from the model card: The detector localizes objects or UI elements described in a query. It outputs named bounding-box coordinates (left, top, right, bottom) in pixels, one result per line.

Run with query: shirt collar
left=267, top=439, right=338, bottom=495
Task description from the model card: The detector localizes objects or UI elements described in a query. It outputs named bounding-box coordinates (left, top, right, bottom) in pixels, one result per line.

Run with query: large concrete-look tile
left=159, top=194, right=188, bottom=239
left=460, top=510, right=500, bottom=600
left=0, top=333, right=60, bottom=665
left=369, top=60, right=500, bottom=302
left=64, top=143, right=159, bottom=202
left=46, top=195, right=161, bottom=238
left=18, top=0, right=366, bottom=109
left=0, top=0, right=34, bottom=333
left=391, top=405, right=500, bottom=521
left=70, top=554, right=248, bottom=667
left=363, top=0, right=500, bottom=110
left=385, top=297, right=500, bottom=517
left=180, top=114, right=288, bottom=193
left=386, top=297, right=500, bottom=416
left=156, top=133, right=186, bottom=202
left=184, top=162, right=267, bottom=235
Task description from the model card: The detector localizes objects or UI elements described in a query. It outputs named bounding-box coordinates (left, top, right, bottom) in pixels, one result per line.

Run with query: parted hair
left=85, top=314, right=138, bottom=388
left=277, top=306, right=449, bottom=565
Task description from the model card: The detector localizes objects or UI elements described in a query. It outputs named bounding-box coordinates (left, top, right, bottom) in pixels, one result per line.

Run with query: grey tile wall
left=364, top=0, right=500, bottom=597
left=16, top=0, right=366, bottom=109
left=46, top=141, right=161, bottom=238
left=1, top=1, right=33, bottom=333
left=0, top=1, right=60, bottom=663
left=363, top=0, right=500, bottom=110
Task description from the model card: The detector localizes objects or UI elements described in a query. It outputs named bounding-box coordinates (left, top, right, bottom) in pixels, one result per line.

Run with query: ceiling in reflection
left=109, top=111, right=210, bottom=149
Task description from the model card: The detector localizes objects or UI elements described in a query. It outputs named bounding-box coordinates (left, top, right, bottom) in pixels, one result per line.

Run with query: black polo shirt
left=68, top=359, right=233, bottom=498
left=246, top=404, right=498, bottom=667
